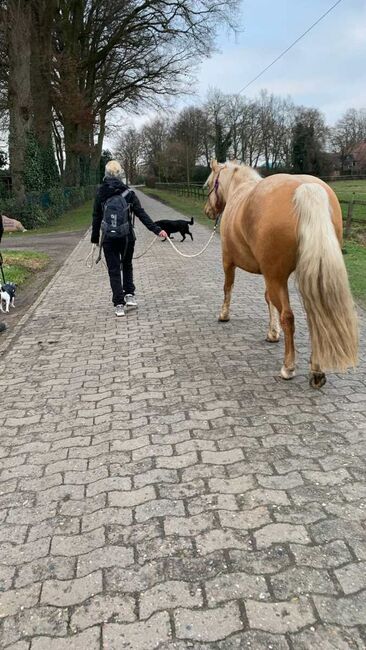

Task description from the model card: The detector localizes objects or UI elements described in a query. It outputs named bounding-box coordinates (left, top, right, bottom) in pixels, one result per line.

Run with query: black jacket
left=91, top=177, right=161, bottom=244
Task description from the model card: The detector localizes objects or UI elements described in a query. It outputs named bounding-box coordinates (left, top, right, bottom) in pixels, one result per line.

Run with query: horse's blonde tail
left=294, top=183, right=358, bottom=371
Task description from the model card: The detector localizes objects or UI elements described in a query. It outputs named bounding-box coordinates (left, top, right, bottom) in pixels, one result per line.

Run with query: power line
left=236, top=0, right=345, bottom=96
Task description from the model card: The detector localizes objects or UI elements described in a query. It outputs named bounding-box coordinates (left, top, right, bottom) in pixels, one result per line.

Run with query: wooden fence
left=155, top=183, right=207, bottom=200
left=339, top=198, right=366, bottom=237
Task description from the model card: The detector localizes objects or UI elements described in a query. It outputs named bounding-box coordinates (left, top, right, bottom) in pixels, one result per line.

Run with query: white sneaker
left=115, top=304, right=125, bottom=317
left=125, top=294, right=137, bottom=309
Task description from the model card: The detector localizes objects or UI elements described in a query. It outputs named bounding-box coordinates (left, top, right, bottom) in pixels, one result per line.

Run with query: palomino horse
left=204, top=161, right=358, bottom=388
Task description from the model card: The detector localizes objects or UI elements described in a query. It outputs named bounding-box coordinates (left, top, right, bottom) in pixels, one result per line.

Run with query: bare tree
left=331, top=108, right=366, bottom=173
left=54, top=0, right=239, bottom=186
left=115, top=127, right=142, bottom=184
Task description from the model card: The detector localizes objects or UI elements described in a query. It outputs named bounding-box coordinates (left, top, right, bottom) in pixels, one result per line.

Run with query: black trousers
left=103, top=237, right=135, bottom=305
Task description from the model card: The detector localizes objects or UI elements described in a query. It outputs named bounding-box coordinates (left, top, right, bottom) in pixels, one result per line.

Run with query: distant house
left=343, top=141, right=366, bottom=174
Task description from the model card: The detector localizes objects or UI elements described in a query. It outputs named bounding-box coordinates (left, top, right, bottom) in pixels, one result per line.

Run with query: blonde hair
left=105, top=160, right=123, bottom=178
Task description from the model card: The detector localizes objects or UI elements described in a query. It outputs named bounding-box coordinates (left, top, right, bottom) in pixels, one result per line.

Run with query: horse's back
left=236, top=173, right=342, bottom=279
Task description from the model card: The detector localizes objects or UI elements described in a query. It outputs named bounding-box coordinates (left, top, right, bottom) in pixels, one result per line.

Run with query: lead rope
left=134, top=215, right=221, bottom=260
left=85, top=216, right=221, bottom=266
left=85, top=245, right=107, bottom=269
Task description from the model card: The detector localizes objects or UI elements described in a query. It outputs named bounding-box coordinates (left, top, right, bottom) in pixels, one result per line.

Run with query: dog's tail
left=190, top=217, right=194, bottom=225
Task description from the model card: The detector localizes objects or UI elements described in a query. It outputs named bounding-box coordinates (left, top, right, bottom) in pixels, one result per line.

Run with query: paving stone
left=0, top=583, right=40, bottom=617
left=0, top=538, right=50, bottom=565
left=165, top=553, right=229, bottom=582
left=208, top=476, right=255, bottom=494
left=77, top=545, right=134, bottom=577
left=159, top=479, right=206, bottom=500
left=229, top=547, right=292, bottom=575
left=134, top=468, right=179, bottom=489
left=135, top=498, right=185, bottom=522
left=137, top=536, right=193, bottom=564
left=270, top=566, right=338, bottom=598
left=246, top=597, right=316, bottom=633
left=31, top=627, right=101, bottom=649
left=108, top=485, right=155, bottom=508
left=50, top=527, right=104, bottom=556
left=15, top=556, right=76, bottom=588
left=103, top=611, right=171, bottom=649
left=0, top=191, right=365, bottom=648
left=140, top=580, right=203, bottom=619
left=0, top=606, right=68, bottom=646
left=174, top=601, right=243, bottom=642
left=164, top=512, right=216, bottom=537
left=313, top=590, right=366, bottom=625
left=71, top=594, right=136, bottom=630
left=205, top=571, right=269, bottom=604
left=188, top=494, right=238, bottom=515
left=335, top=560, right=366, bottom=594
left=290, top=625, right=366, bottom=649
left=0, top=564, right=16, bottom=591
left=290, top=540, right=353, bottom=568
left=41, top=570, right=102, bottom=606
left=82, top=507, right=132, bottom=531
left=219, top=507, right=271, bottom=531
left=107, top=520, right=161, bottom=546
left=254, top=523, right=311, bottom=549
left=196, top=528, right=250, bottom=554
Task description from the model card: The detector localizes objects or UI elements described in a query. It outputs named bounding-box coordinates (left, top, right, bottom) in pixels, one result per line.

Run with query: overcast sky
left=109, top=0, right=366, bottom=145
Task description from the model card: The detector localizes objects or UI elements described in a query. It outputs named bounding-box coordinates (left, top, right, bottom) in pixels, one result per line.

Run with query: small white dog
left=0, top=283, right=16, bottom=313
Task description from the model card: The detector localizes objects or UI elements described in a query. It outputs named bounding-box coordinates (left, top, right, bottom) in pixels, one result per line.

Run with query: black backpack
left=101, top=189, right=131, bottom=240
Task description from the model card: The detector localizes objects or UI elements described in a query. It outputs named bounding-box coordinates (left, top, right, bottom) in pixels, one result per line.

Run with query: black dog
left=155, top=217, right=194, bottom=242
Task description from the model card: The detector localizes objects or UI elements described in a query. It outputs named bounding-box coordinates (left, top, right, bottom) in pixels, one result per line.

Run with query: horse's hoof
left=309, top=371, right=326, bottom=389
left=266, top=334, right=280, bottom=343
left=218, top=315, right=230, bottom=322
left=280, top=365, right=296, bottom=380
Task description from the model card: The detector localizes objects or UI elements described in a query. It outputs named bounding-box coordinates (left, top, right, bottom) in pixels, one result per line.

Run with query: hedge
left=0, top=185, right=96, bottom=229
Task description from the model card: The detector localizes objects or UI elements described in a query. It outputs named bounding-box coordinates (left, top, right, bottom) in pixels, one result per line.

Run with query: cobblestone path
left=0, top=191, right=365, bottom=649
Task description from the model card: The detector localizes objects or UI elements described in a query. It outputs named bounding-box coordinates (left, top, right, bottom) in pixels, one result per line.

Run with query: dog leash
left=135, top=215, right=221, bottom=260
left=0, top=251, right=6, bottom=284
left=85, top=245, right=107, bottom=269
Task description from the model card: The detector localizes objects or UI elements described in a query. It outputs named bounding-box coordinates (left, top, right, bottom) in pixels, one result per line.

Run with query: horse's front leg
left=218, top=263, right=236, bottom=322
left=265, top=289, right=280, bottom=342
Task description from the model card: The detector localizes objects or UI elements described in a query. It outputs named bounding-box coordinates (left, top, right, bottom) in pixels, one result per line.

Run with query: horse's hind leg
left=219, top=263, right=235, bottom=322
left=309, top=356, right=326, bottom=389
left=266, top=279, right=295, bottom=379
left=265, top=289, right=280, bottom=342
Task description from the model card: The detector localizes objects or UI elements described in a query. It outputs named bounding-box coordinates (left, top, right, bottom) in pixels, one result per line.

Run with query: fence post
left=345, top=194, right=355, bottom=238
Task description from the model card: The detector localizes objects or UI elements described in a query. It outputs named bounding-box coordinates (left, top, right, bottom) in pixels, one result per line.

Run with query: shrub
left=0, top=184, right=97, bottom=230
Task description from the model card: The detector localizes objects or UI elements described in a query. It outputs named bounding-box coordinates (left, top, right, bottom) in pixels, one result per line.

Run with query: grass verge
left=8, top=201, right=93, bottom=236
left=141, top=188, right=210, bottom=227
left=1, top=250, right=49, bottom=285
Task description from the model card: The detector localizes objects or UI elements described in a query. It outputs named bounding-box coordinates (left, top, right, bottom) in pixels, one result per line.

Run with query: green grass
left=8, top=201, right=94, bottom=236
left=31, top=201, right=93, bottom=234
left=1, top=250, right=49, bottom=285
left=343, top=241, right=366, bottom=306
left=330, top=179, right=366, bottom=224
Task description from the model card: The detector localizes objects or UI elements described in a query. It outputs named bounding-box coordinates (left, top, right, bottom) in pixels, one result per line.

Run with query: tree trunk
left=89, top=111, right=106, bottom=185
left=63, top=122, right=81, bottom=186
left=30, top=0, right=59, bottom=185
left=7, top=0, right=32, bottom=203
